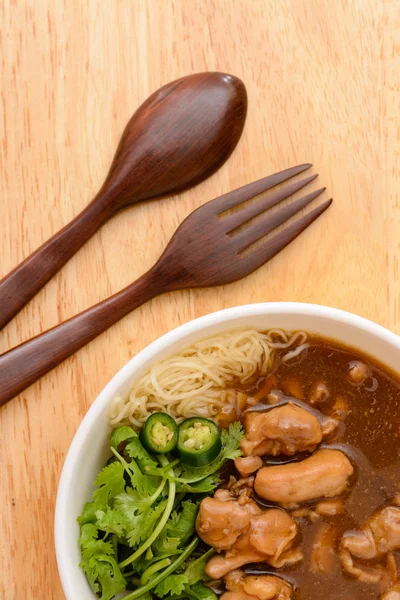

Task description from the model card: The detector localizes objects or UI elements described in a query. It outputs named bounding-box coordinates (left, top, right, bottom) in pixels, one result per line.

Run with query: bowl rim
left=54, top=301, right=400, bottom=597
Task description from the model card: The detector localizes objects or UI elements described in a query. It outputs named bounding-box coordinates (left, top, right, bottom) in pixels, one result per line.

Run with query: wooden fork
left=0, top=164, right=331, bottom=405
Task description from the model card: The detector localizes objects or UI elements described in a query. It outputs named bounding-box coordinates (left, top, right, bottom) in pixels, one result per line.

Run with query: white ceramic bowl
left=55, top=302, right=400, bottom=599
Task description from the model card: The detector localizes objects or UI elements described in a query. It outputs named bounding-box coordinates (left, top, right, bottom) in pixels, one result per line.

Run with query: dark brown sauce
left=239, top=336, right=400, bottom=600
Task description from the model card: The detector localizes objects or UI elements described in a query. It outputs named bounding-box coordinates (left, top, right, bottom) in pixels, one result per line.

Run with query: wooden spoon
left=0, top=72, right=247, bottom=330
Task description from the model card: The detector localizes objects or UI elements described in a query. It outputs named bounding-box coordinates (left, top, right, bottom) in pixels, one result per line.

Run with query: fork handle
left=0, top=266, right=165, bottom=406
left=0, top=191, right=116, bottom=331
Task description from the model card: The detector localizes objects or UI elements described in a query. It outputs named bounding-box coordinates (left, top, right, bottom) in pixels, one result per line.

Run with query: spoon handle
left=0, top=194, right=112, bottom=330
left=0, top=266, right=165, bottom=406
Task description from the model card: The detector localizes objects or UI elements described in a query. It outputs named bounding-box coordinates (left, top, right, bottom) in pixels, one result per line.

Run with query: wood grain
left=0, top=0, right=399, bottom=598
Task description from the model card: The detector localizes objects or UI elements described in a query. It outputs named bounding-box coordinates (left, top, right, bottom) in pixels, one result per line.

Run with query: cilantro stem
left=121, top=536, right=199, bottom=600
left=119, top=454, right=176, bottom=569
left=146, top=458, right=180, bottom=478
left=164, top=465, right=221, bottom=484
left=111, top=447, right=167, bottom=507
left=149, top=477, right=167, bottom=505
left=140, top=557, right=172, bottom=584
left=111, top=447, right=135, bottom=476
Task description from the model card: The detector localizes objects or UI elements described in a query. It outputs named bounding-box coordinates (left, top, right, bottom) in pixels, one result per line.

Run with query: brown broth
left=240, top=336, right=400, bottom=600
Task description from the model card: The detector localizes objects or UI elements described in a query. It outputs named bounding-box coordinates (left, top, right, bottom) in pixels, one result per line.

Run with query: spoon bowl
left=102, top=72, right=248, bottom=206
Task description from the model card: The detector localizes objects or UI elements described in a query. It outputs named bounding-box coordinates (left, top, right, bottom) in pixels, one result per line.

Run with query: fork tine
left=241, top=198, right=333, bottom=272
left=234, top=187, right=326, bottom=252
left=211, top=163, right=313, bottom=213
left=223, top=174, right=318, bottom=232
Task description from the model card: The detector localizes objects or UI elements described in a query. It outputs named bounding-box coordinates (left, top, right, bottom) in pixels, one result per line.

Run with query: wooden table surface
left=1, top=0, right=399, bottom=597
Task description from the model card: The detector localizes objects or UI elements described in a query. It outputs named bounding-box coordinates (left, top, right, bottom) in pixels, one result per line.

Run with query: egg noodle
left=109, top=329, right=308, bottom=428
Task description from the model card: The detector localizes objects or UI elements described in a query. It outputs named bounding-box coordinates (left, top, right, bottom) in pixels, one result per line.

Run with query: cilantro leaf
left=77, top=501, right=97, bottom=526
left=79, top=524, right=126, bottom=600
left=114, top=493, right=167, bottom=548
left=89, top=555, right=126, bottom=600
left=167, top=501, right=199, bottom=545
left=127, top=501, right=166, bottom=548
left=184, top=548, right=215, bottom=585
left=125, top=437, right=159, bottom=495
left=152, top=500, right=199, bottom=556
left=111, top=429, right=160, bottom=495
left=80, top=549, right=101, bottom=595
left=95, top=508, right=130, bottom=538
left=78, top=422, right=219, bottom=600
left=190, top=582, right=218, bottom=600
left=79, top=524, right=115, bottom=562
left=79, top=523, right=100, bottom=548
left=110, top=425, right=158, bottom=473
left=152, top=528, right=181, bottom=556
left=110, top=425, right=137, bottom=449
left=125, top=436, right=157, bottom=471
left=92, top=462, right=126, bottom=510
left=155, top=574, right=189, bottom=597
left=176, top=474, right=220, bottom=494
left=113, top=490, right=146, bottom=522
left=122, top=484, right=166, bottom=512
left=221, top=420, right=244, bottom=452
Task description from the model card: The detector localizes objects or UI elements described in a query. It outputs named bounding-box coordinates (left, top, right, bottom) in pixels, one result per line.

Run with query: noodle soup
left=236, top=337, right=400, bottom=599
left=107, top=329, right=400, bottom=599
left=109, top=329, right=308, bottom=427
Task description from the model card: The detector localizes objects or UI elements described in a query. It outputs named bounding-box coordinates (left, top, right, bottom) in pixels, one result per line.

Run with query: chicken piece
left=196, top=496, right=251, bottom=550
left=231, top=476, right=256, bottom=492
left=341, top=507, right=400, bottom=560
left=315, top=498, right=344, bottom=517
left=220, top=592, right=251, bottom=600
left=204, top=508, right=299, bottom=579
left=293, top=498, right=345, bottom=521
left=339, top=548, right=383, bottom=583
left=290, top=507, right=312, bottom=519
left=348, top=361, right=371, bottom=384
left=381, top=582, right=400, bottom=599
left=272, top=547, right=303, bottom=568
left=235, top=456, right=264, bottom=477
left=221, top=477, right=260, bottom=509
left=371, top=507, right=400, bottom=554
left=291, top=507, right=321, bottom=522
left=215, top=487, right=262, bottom=514
left=340, top=507, right=400, bottom=584
left=311, top=523, right=338, bottom=574
left=236, top=510, right=298, bottom=565
left=341, top=506, right=400, bottom=558
left=232, top=481, right=256, bottom=507
left=241, top=403, right=337, bottom=458
left=221, top=569, right=292, bottom=600
left=217, top=403, right=239, bottom=429
left=309, top=382, right=330, bottom=405
left=237, top=392, right=251, bottom=413
left=320, top=416, right=339, bottom=436
left=386, top=553, right=398, bottom=589
left=215, top=488, right=237, bottom=502
left=254, top=449, right=353, bottom=507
